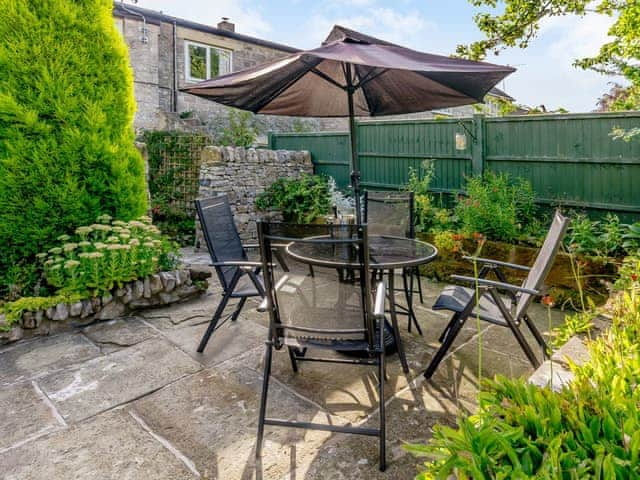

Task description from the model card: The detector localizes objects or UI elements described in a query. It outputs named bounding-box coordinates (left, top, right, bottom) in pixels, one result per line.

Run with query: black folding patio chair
left=255, top=221, right=388, bottom=471
left=364, top=190, right=423, bottom=334
left=194, top=195, right=267, bottom=353
left=423, top=210, right=570, bottom=379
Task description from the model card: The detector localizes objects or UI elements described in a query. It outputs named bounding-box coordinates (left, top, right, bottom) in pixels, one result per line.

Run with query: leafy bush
left=0, top=0, right=147, bottom=298
left=405, top=161, right=435, bottom=233
left=565, top=214, right=632, bottom=258
left=407, top=259, right=640, bottom=479
left=455, top=172, right=535, bottom=242
left=219, top=109, right=257, bottom=147
left=256, top=174, right=331, bottom=223
left=143, top=131, right=208, bottom=245
left=42, top=214, right=178, bottom=297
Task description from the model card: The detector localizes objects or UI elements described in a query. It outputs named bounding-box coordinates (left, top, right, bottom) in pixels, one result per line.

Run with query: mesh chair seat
left=433, top=285, right=512, bottom=327
left=231, top=273, right=265, bottom=297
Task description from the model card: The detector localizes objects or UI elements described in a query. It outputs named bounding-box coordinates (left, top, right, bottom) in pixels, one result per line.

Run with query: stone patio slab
left=0, top=334, right=100, bottom=386
left=38, top=338, right=202, bottom=423
left=1, top=409, right=198, bottom=480
left=130, top=351, right=346, bottom=480
left=300, top=377, right=461, bottom=479
left=159, top=318, right=269, bottom=367
left=81, top=317, right=158, bottom=354
left=0, top=382, right=63, bottom=451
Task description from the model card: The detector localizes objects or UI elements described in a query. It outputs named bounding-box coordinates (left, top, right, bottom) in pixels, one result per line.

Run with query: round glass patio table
left=285, top=235, right=437, bottom=270
left=285, top=235, right=438, bottom=373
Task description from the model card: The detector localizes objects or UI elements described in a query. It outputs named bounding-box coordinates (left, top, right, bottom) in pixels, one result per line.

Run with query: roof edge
left=113, top=2, right=300, bottom=54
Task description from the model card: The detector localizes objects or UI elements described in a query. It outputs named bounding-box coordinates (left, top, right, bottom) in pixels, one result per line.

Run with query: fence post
left=471, top=113, right=485, bottom=176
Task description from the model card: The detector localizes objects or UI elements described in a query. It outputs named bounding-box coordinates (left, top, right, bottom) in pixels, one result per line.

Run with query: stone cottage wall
left=196, top=146, right=313, bottom=244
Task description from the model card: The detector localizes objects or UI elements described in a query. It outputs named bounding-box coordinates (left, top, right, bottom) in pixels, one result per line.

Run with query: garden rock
left=102, top=293, right=113, bottom=306
left=97, top=301, right=126, bottom=321
left=52, top=303, right=69, bottom=322
left=133, top=280, right=144, bottom=299
left=70, top=301, right=83, bottom=317
left=149, top=274, right=163, bottom=294
left=159, top=272, right=176, bottom=292
left=81, top=299, right=94, bottom=318
left=143, top=277, right=151, bottom=298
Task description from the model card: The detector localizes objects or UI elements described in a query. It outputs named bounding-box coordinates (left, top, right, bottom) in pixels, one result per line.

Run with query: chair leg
left=287, top=346, right=299, bottom=373
left=523, top=314, right=551, bottom=359
left=424, top=312, right=466, bottom=379
left=197, top=292, right=232, bottom=353
left=230, top=297, right=247, bottom=322
left=387, top=271, right=409, bottom=374
left=378, top=345, right=386, bottom=471
left=414, top=267, right=424, bottom=304
left=256, top=341, right=273, bottom=459
left=403, top=269, right=422, bottom=336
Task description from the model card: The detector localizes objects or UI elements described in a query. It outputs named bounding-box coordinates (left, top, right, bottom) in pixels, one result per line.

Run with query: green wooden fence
left=269, top=112, right=640, bottom=220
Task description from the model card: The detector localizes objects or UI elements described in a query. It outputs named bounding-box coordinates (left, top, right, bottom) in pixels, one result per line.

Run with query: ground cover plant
left=1, top=215, right=178, bottom=329
left=256, top=174, right=331, bottom=223
left=406, top=255, right=640, bottom=478
left=0, top=0, right=147, bottom=299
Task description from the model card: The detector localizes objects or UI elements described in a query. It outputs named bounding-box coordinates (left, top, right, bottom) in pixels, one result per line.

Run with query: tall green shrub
left=0, top=0, right=148, bottom=297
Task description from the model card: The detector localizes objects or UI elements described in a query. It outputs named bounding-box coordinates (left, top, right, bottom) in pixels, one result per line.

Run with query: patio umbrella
left=182, top=25, right=515, bottom=222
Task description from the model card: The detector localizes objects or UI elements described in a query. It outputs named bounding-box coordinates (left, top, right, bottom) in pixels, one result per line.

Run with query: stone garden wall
left=196, top=146, right=313, bottom=245
left=0, top=269, right=209, bottom=345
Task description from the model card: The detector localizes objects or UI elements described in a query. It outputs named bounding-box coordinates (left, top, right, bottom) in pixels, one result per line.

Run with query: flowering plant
left=40, top=215, right=179, bottom=296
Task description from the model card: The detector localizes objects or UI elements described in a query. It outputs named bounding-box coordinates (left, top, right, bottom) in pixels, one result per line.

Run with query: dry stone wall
left=0, top=269, right=209, bottom=345
left=196, top=146, right=313, bottom=244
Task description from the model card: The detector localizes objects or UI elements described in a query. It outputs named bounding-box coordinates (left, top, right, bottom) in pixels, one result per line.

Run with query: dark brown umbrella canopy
left=183, top=25, right=516, bottom=117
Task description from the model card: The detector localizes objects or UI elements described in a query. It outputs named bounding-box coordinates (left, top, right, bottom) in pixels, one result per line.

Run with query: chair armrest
left=462, top=256, right=531, bottom=272
left=257, top=274, right=290, bottom=312
left=450, top=275, right=539, bottom=296
left=210, top=261, right=266, bottom=272
left=374, top=281, right=386, bottom=319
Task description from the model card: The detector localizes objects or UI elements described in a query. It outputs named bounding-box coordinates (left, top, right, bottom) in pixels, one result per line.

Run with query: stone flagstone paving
left=0, top=249, right=567, bottom=479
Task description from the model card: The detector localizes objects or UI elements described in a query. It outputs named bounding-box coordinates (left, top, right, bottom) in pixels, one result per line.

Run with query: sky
left=132, top=0, right=622, bottom=112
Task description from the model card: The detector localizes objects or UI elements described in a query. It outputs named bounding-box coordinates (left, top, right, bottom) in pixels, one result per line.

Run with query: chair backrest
left=257, top=222, right=377, bottom=352
left=515, top=210, right=570, bottom=319
left=364, top=191, right=415, bottom=238
left=195, top=195, right=247, bottom=291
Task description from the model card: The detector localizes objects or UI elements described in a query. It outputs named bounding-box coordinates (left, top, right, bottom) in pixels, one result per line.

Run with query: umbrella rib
left=354, top=67, right=388, bottom=90
left=301, top=60, right=347, bottom=91
left=254, top=61, right=320, bottom=112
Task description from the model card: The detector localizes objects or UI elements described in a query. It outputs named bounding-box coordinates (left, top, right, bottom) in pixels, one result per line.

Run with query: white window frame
left=184, top=40, right=233, bottom=83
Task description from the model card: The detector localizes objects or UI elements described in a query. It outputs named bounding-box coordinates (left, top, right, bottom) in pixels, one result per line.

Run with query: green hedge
left=0, top=0, right=147, bottom=298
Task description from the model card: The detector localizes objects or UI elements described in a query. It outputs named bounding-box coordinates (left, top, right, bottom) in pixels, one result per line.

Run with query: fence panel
left=358, top=119, right=473, bottom=192
left=485, top=113, right=640, bottom=216
left=269, top=111, right=640, bottom=220
left=270, top=132, right=350, bottom=187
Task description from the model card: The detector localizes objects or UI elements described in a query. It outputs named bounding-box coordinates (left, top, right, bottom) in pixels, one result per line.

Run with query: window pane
left=218, top=50, right=232, bottom=75
left=209, top=49, right=220, bottom=78
left=188, top=44, right=207, bottom=80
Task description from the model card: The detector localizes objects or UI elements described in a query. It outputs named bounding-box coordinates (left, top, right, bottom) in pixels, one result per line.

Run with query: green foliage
left=408, top=260, right=640, bottom=478
left=219, top=109, right=257, bottom=147
left=0, top=0, right=148, bottom=299
left=457, top=1, right=640, bottom=112
left=1, top=293, right=84, bottom=330
left=565, top=214, right=636, bottom=258
left=143, top=131, right=207, bottom=245
left=552, top=307, right=596, bottom=347
left=405, top=161, right=435, bottom=232
left=455, top=172, right=535, bottom=242
left=256, top=175, right=331, bottom=223
left=42, top=214, right=178, bottom=297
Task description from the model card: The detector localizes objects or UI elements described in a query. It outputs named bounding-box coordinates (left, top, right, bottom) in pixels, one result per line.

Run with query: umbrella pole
left=345, top=64, right=362, bottom=224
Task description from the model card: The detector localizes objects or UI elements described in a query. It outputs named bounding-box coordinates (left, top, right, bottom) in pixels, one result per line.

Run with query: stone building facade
left=113, top=2, right=518, bottom=135
left=113, top=3, right=336, bottom=134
